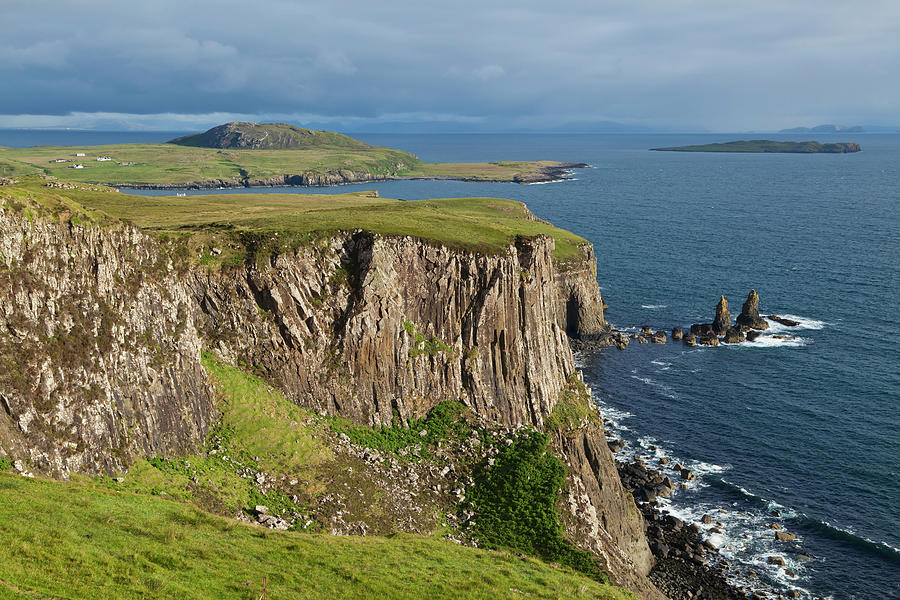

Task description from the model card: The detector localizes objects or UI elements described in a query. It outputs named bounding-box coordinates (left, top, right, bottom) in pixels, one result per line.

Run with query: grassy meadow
left=0, top=143, right=568, bottom=187
left=0, top=177, right=589, bottom=265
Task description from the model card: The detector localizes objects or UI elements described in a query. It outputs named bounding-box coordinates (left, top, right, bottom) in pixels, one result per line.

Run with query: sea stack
left=735, top=290, right=769, bottom=330
left=713, top=296, right=732, bottom=335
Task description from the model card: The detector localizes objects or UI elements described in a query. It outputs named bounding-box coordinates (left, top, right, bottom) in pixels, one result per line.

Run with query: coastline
left=111, top=162, right=590, bottom=190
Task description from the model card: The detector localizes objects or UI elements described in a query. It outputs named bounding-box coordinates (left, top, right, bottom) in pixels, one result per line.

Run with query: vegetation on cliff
left=651, top=140, right=861, bottom=153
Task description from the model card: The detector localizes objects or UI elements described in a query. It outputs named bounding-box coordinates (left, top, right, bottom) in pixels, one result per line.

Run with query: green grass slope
left=1, top=177, right=589, bottom=265
left=0, top=472, right=634, bottom=600
left=0, top=355, right=633, bottom=600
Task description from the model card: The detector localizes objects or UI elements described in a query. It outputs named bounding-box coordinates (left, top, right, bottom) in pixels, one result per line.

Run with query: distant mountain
left=168, top=122, right=372, bottom=149
left=779, top=124, right=864, bottom=133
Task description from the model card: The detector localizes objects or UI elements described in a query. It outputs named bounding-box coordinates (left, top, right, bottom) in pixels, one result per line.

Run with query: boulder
left=671, top=326, right=683, bottom=340
left=767, top=314, right=800, bottom=326
left=787, top=590, right=801, bottom=598
left=746, top=330, right=762, bottom=342
left=701, top=514, right=715, bottom=524
left=723, top=326, right=746, bottom=344
left=767, top=556, right=786, bottom=566
left=641, top=325, right=653, bottom=336
left=683, top=333, right=697, bottom=347
left=713, top=296, right=732, bottom=335
left=607, top=439, right=625, bottom=453
left=637, top=336, right=648, bottom=344
left=690, top=322, right=715, bottom=336
left=698, top=333, right=719, bottom=346
left=650, top=330, right=667, bottom=343
left=736, top=290, right=769, bottom=330
left=775, top=531, right=797, bottom=542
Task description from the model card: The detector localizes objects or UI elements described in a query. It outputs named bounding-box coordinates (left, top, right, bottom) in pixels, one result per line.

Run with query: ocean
left=3, top=130, right=898, bottom=599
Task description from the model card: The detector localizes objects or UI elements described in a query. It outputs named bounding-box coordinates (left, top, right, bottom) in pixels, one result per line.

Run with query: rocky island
left=651, top=140, right=861, bottom=153
left=0, top=121, right=587, bottom=189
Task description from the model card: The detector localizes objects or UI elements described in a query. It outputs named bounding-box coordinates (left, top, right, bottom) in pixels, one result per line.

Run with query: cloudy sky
left=2, top=0, right=898, bottom=132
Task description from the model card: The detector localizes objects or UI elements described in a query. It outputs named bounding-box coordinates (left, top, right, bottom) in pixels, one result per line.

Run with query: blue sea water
left=4, top=131, right=898, bottom=599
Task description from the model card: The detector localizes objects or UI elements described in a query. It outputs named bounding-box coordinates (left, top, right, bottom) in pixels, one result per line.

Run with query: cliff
left=0, top=182, right=660, bottom=598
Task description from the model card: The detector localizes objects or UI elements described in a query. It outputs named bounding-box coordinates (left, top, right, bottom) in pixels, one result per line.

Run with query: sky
left=2, top=0, right=899, bottom=132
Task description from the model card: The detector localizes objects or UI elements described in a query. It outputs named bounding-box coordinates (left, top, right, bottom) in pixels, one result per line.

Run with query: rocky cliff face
left=0, top=207, right=215, bottom=478
left=0, top=201, right=658, bottom=597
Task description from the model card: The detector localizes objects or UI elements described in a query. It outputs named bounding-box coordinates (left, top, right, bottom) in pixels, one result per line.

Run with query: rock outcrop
left=735, top=290, right=769, bottom=330
left=712, top=296, right=732, bottom=335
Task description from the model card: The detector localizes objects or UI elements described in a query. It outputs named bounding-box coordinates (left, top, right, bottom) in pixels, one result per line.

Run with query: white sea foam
left=650, top=359, right=672, bottom=370
left=629, top=375, right=677, bottom=398
left=641, top=304, right=668, bottom=309
left=525, top=179, right=566, bottom=185
left=744, top=334, right=809, bottom=348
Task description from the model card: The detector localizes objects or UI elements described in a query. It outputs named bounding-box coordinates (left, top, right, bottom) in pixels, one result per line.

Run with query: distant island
left=0, top=122, right=587, bottom=188
left=778, top=124, right=863, bottom=133
left=651, top=140, right=861, bottom=153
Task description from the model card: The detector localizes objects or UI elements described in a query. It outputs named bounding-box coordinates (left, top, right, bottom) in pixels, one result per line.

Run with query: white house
left=75, top=152, right=85, bottom=157
left=96, top=156, right=112, bottom=162
left=71, top=164, right=84, bottom=169
left=53, top=159, right=68, bottom=163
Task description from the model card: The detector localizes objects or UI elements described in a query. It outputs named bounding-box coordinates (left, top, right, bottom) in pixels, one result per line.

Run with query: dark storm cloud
left=2, top=0, right=898, bottom=130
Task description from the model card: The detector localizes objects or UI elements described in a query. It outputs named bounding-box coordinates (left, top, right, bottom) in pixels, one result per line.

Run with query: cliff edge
left=0, top=179, right=661, bottom=599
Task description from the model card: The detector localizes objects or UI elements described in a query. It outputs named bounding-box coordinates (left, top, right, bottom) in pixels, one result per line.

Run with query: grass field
left=1, top=177, right=589, bottom=265
left=0, top=354, right=634, bottom=599
left=0, top=472, right=636, bottom=600
left=0, top=143, right=569, bottom=187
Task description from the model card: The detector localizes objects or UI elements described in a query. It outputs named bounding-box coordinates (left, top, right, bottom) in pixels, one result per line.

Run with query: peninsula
left=651, top=140, right=861, bottom=153
left=0, top=122, right=586, bottom=188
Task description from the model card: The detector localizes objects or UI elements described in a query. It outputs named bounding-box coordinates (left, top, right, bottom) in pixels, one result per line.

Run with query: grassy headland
left=651, top=140, right=861, bottom=153
left=0, top=123, right=582, bottom=188
left=0, top=176, right=589, bottom=265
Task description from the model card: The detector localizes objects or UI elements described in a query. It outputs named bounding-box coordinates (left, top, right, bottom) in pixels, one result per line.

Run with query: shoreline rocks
left=615, top=456, right=754, bottom=600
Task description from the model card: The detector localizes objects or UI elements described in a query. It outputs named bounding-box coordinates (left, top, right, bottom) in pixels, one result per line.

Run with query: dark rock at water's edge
left=671, top=327, right=683, bottom=341
left=650, top=330, right=667, bottom=344
left=690, top=322, right=716, bottom=336
left=690, top=295, right=732, bottom=339
left=735, top=290, right=769, bottom=330
left=767, top=314, right=800, bottom=327
left=698, top=333, right=719, bottom=347
left=746, top=330, right=763, bottom=342
left=723, top=326, right=746, bottom=344
left=682, top=333, right=697, bottom=347
left=616, top=458, right=756, bottom=600
left=713, top=296, right=732, bottom=336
